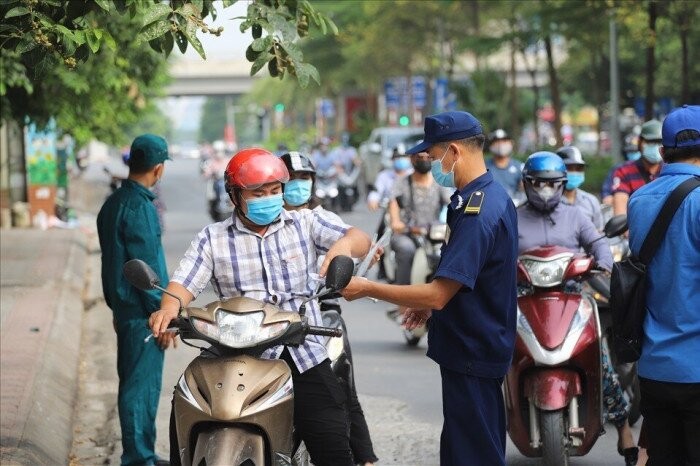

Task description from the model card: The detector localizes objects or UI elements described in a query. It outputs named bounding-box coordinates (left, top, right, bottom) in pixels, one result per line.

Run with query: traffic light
left=399, top=115, right=410, bottom=126
left=274, top=103, right=285, bottom=112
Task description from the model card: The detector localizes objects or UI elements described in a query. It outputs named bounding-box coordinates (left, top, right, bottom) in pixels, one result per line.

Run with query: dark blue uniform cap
left=129, top=134, right=171, bottom=170
left=406, top=111, right=483, bottom=154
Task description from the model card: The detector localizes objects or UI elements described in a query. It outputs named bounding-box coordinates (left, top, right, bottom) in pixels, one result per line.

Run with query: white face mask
left=535, top=185, right=556, bottom=201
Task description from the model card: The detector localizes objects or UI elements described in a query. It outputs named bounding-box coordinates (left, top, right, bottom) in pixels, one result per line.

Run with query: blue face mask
left=626, top=150, right=641, bottom=161
left=393, top=158, right=411, bottom=171
left=245, top=194, right=284, bottom=226
left=641, top=143, right=663, bottom=163
left=283, top=179, right=312, bottom=207
left=431, top=146, right=456, bottom=188
left=566, top=172, right=585, bottom=190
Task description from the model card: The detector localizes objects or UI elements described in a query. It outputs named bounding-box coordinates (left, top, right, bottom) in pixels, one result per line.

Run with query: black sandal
left=618, top=446, right=639, bottom=466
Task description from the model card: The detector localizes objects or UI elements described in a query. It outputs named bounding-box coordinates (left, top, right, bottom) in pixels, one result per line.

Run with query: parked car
left=359, top=126, right=423, bottom=188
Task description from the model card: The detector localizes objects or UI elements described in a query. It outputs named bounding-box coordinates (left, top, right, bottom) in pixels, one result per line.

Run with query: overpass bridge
left=166, top=58, right=260, bottom=96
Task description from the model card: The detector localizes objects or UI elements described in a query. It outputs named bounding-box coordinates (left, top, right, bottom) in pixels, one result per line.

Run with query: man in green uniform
left=97, top=134, right=174, bottom=466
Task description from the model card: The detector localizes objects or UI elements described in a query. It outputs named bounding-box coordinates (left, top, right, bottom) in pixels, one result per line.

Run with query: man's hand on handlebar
left=149, top=308, right=179, bottom=338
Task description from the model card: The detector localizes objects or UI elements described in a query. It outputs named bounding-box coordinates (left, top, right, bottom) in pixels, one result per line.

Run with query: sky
left=163, top=1, right=250, bottom=137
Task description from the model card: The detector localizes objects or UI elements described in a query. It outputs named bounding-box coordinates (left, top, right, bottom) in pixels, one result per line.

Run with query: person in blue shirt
left=341, top=111, right=518, bottom=466
left=97, top=134, right=175, bottom=466
left=628, top=104, right=700, bottom=466
left=485, top=128, right=524, bottom=204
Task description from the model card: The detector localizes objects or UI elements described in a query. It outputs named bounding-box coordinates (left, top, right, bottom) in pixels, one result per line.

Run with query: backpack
left=610, top=176, right=700, bottom=363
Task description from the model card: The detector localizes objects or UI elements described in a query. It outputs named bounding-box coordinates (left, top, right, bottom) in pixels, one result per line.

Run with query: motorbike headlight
left=191, top=310, right=289, bottom=348
left=610, top=243, right=626, bottom=262
left=326, top=335, right=344, bottom=363
left=520, top=256, right=571, bottom=287
left=429, top=223, right=447, bottom=242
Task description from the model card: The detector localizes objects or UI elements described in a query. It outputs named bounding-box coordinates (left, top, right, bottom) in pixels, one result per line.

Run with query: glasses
left=526, top=177, right=564, bottom=189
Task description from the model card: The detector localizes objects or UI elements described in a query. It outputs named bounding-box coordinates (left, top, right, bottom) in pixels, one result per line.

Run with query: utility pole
left=609, top=14, right=621, bottom=161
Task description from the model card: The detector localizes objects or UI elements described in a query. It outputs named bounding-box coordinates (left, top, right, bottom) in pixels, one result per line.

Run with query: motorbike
left=206, top=175, right=233, bottom=222
left=315, top=167, right=339, bottom=212
left=504, top=216, right=628, bottom=465
left=385, top=222, right=447, bottom=346
left=337, top=165, right=361, bottom=212
left=103, top=166, right=124, bottom=193
left=123, top=255, right=355, bottom=466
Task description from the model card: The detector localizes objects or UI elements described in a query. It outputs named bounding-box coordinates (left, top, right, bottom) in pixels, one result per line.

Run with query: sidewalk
left=0, top=174, right=102, bottom=465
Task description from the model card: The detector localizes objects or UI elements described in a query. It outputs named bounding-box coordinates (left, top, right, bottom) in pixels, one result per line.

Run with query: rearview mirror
left=604, top=214, right=628, bottom=238
left=325, top=255, right=354, bottom=290
left=123, top=259, right=161, bottom=291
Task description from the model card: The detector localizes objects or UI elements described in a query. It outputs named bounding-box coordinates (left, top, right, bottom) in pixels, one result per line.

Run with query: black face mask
left=414, top=160, right=431, bottom=174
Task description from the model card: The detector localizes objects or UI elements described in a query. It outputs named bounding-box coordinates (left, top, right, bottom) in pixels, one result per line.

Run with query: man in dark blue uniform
left=341, top=111, right=518, bottom=465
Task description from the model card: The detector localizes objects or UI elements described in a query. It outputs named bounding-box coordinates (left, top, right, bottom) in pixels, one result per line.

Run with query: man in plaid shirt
left=149, top=148, right=371, bottom=466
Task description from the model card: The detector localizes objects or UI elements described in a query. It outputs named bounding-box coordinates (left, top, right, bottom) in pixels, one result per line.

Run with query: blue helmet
left=522, top=151, right=567, bottom=181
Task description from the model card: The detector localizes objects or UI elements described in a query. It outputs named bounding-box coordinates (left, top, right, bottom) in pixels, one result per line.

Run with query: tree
left=1, top=0, right=338, bottom=131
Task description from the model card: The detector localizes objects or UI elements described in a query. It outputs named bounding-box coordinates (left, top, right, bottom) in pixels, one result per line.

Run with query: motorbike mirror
left=123, top=259, right=161, bottom=290
left=325, top=255, right=355, bottom=291
left=604, top=214, right=628, bottom=238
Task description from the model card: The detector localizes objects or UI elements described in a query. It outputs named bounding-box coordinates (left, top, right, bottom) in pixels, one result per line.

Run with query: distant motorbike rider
left=517, top=151, right=638, bottom=465
left=388, top=150, right=451, bottom=286
left=611, top=119, right=664, bottom=216
left=486, top=129, right=524, bottom=201
left=557, top=145, right=604, bottom=230
left=148, top=148, right=372, bottom=466
left=280, top=150, right=379, bottom=466
left=331, top=133, right=361, bottom=212
left=366, top=144, right=413, bottom=211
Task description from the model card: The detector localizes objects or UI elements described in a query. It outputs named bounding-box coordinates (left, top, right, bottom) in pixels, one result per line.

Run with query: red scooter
left=505, top=217, right=627, bottom=465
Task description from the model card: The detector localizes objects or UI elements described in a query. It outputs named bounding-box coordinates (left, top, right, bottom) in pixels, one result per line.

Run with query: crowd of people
left=97, top=105, right=698, bottom=466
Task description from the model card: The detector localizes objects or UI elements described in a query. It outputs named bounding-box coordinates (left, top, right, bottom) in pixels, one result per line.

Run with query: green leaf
left=141, top=3, right=172, bottom=27
left=222, top=0, right=237, bottom=7
left=138, top=20, right=171, bottom=44
left=268, top=12, right=297, bottom=42
left=251, top=35, right=272, bottom=52
left=175, top=31, right=187, bottom=54
left=86, top=30, right=101, bottom=53
left=163, top=31, right=174, bottom=55
left=180, top=19, right=205, bottom=59
left=295, top=62, right=319, bottom=88
left=250, top=53, right=269, bottom=76
left=102, top=31, right=116, bottom=51
left=324, top=16, right=338, bottom=35
left=4, top=6, right=30, bottom=18
left=94, top=0, right=111, bottom=11
left=16, top=33, right=37, bottom=54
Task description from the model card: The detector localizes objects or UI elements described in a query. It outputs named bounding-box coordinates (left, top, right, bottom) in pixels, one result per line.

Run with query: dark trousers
left=440, top=367, right=506, bottom=466
left=639, top=377, right=700, bottom=466
left=281, top=350, right=354, bottom=466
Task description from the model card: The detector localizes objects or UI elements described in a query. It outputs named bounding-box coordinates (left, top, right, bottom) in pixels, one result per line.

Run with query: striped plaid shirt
left=172, top=207, right=349, bottom=372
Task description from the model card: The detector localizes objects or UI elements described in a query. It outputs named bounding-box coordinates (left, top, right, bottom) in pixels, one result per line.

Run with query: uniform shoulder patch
left=464, top=191, right=484, bottom=215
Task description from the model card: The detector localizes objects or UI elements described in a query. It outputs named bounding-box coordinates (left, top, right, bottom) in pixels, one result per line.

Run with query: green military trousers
left=116, top=318, right=165, bottom=466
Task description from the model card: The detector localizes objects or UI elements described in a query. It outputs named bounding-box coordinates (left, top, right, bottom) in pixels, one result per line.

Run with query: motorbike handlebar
left=307, top=325, right=343, bottom=338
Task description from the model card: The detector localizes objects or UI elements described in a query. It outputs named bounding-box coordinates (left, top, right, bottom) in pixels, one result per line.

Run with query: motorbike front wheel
left=540, top=410, right=570, bottom=466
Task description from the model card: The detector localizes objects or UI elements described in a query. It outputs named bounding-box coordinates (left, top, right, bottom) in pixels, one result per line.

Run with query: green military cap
left=640, top=119, right=662, bottom=141
left=128, top=134, right=171, bottom=170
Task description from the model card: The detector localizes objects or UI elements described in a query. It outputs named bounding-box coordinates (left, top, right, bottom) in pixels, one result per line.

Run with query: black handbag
left=610, top=175, right=700, bottom=363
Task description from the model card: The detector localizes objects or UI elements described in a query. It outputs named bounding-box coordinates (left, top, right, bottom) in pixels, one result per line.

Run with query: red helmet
left=225, top=147, right=289, bottom=190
